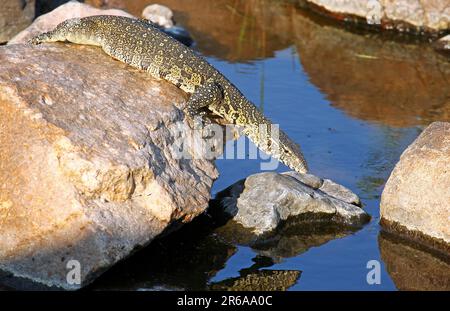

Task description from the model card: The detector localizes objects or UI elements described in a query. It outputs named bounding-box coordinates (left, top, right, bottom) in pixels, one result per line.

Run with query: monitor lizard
left=29, top=15, right=309, bottom=174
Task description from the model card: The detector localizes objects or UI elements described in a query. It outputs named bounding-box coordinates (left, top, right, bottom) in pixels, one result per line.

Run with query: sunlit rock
left=0, top=43, right=218, bottom=289
left=380, top=122, right=450, bottom=254
left=300, top=0, right=450, bottom=33
left=214, top=172, right=369, bottom=235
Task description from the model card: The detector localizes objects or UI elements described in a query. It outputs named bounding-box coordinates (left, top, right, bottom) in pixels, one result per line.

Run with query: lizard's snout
left=28, top=32, right=52, bottom=45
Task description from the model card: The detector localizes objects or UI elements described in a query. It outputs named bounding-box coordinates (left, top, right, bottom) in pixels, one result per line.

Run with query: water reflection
left=215, top=218, right=358, bottom=261
left=379, top=232, right=450, bottom=291
left=90, top=216, right=302, bottom=291
left=291, top=10, right=450, bottom=127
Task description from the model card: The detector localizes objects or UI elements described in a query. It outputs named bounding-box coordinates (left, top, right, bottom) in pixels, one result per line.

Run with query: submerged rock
left=0, top=0, right=35, bottom=44
left=299, top=0, right=450, bottom=33
left=214, top=172, right=369, bottom=235
left=380, top=122, right=450, bottom=254
left=0, top=43, right=218, bottom=289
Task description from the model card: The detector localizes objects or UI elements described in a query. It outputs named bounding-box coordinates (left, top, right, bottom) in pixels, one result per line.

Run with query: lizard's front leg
left=185, top=81, right=223, bottom=129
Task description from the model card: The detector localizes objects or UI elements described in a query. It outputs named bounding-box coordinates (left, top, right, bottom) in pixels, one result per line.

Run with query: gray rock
left=217, top=172, right=369, bottom=235
left=282, top=171, right=323, bottom=189
left=142, top=4, right=175, bottom=29
left=319, top=179, right=361, bottom=206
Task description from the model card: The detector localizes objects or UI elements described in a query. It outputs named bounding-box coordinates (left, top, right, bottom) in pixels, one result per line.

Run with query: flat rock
left=216, top=172, right=369, bottom=235
left=301, top=0, right=450, bottom=33
left=7, top=1, right=134, bottom=45
left=0, top=43, right=218, bottom=289
left=0, top=0, right=35, bottom=44
left=380, top=122, right=450, bottom=253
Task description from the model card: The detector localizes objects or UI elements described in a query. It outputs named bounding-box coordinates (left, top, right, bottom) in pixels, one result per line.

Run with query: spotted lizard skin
left=30, top=15, right=308, bottom=174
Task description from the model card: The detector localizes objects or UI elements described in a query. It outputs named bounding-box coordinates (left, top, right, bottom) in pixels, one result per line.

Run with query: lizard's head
left=250, top=124, right=309, bottom=175
left=274, top=130, right=308, bottom=174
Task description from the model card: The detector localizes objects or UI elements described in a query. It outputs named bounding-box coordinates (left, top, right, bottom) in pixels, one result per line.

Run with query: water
left=87, top=0, right=450, bottom=290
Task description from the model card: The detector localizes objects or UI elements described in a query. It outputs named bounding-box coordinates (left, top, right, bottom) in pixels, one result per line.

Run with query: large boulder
left=214, top=172, right=369, bottom=235
left=0, top=42, right=218, bottom=289
left=0, top=0, right=35, bottom=44
left=380, top=122, right=450, bottom=254
left=299, top=0, right=450, bottom=33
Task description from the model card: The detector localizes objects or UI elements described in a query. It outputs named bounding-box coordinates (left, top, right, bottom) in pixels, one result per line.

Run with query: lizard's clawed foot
left=185, top=110, right=212, bottom=130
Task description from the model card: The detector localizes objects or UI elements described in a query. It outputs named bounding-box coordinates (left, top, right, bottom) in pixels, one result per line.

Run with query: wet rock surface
left=380, top=122, right=450, bottom=253
left=0, top=0, right=35, bottom=44
left=213, top=172, right=369, bottom=235
left=0, top=43, right=218, bottom=289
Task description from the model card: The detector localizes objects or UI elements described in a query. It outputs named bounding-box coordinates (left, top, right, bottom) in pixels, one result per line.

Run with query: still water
left=87, top=0, right=450, bottom=290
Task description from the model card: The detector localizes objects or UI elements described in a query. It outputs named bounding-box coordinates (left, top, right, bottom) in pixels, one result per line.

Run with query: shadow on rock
left=88, top=216, right=237, bottom=291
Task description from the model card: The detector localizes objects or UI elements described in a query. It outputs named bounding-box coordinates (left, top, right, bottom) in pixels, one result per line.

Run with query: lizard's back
left=30, top=15, right=309, bottom=174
